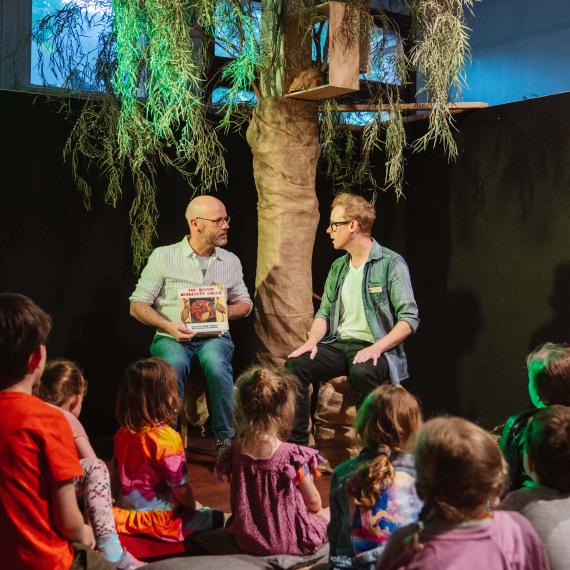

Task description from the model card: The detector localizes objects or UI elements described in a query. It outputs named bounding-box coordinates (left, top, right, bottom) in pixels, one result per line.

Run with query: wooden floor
left=186, top=436, right=331, bottom=513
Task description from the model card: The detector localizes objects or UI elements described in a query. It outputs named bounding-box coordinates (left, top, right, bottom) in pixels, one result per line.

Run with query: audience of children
left=35, top=359, right=143, bottom=569
left=214, top=366, right=329, bottom=556
left=500, top=342, right=570, bottom=490
left=328, top=385, right=422, bottom=569
left=0, top=293, right=114, bottom=569
left=378, top=416, right=549, bottom=570
left=112, top=357, right=224, bottom=543
left=500, top=405, right=570, bottom=570
left=2, top=291, right=570, bottom=570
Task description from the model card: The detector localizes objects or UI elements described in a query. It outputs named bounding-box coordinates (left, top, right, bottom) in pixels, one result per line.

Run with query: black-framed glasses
left=194, top=216, right=231, bottom=226
left=328, top=220, right=352, bottom=232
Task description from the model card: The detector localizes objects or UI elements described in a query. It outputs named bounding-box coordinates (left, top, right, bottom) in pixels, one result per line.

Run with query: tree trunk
left=246, top=96, right=320, bottom=368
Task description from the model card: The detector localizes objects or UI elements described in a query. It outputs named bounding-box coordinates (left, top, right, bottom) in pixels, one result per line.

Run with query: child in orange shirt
left=0, top=293, right=113, bottom=570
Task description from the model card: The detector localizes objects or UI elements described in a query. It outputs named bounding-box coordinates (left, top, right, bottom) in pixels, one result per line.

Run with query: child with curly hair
left=215, top=366, right=328, bottom=556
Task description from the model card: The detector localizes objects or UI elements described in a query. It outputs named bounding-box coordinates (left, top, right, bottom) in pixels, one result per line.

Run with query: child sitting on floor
left=500, top=405, right=570, bottom=570
left=215, top=366, right=328, bottom=556
left=328, top=385, right=423, bottom=569
left=500, top=342, right=570, bottom=490
left=36, top=359, right=143, bottom=569
left=113, top=357, right=224, bottom=543
left=378, top=417, right=549, bottom=570
left=0, top=293, right=113, bottom=569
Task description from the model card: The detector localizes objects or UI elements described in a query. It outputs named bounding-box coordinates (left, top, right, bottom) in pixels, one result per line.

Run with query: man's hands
left=288, top=341, right=318, bottom=360
left=163, top=322, right=196, bottom=342
left=353, top=343, right=383, bottom=366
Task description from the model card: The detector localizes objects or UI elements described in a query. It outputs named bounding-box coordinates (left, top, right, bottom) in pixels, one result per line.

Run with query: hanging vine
left=32, top=0, right=476, bottom=268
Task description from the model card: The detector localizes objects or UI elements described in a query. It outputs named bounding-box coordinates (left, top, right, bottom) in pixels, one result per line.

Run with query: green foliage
left=32, top=0, right=475, bottom=267
left=320, top=0, right=475, bottom=197
left=319, top=6, right=409, bottom=198
left=410, top=0, right=475, bottom=159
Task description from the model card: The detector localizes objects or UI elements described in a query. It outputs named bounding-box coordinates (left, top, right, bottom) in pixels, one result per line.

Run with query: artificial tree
left=34, top=0, right=475, bottom=367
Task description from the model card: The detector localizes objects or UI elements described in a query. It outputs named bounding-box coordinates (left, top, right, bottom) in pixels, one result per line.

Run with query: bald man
left=130, top=196, right=252, bottom=454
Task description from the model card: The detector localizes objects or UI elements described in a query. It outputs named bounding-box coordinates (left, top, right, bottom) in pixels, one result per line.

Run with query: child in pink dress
left=37, top=359, right=143, bottom=569
left=378, top=417, right=549, bottom=570
left=215, top=366, right=329, bottom=556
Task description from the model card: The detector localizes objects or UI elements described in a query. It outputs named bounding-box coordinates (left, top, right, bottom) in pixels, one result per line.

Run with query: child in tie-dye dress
left=113, top=358, right=224, bottom=542
left=328, top=385, right=423, bottom=570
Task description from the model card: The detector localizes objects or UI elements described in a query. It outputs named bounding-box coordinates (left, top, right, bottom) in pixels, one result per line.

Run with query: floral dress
left=215, top=442, right=328, bottom=555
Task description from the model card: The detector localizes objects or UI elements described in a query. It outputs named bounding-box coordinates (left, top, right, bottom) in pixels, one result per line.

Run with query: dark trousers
left=285, top=339, right=389, bottom=445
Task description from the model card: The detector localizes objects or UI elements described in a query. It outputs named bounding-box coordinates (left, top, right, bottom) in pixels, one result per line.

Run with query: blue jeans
left=150, top=333, right=235, bottom=439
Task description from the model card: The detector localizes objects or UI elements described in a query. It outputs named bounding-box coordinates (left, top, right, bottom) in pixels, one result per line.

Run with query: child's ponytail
left=36, top=359, right=87, bottom=406
left=235, top=366, right=299, bottom=443
left=351, top=385, right=422, bottom=507
left=353, top=444, right=394, bottom=508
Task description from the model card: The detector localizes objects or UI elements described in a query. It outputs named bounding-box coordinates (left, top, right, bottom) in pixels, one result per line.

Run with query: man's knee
left=349, top=363, right=383, bottom=390
left=151, top=338, right=190, bottom=372
left=284, top=355, right=313, bottom=386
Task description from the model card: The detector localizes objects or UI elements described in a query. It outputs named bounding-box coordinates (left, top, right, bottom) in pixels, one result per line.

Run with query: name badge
left=368, top=286, right=382, bottom=294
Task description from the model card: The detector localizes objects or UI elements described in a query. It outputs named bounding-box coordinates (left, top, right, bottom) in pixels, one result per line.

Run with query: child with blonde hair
left=37, top=359, right=143, bottom=568
left=113, top=358, right=223, bottom=542
left=328, top=385, right=422, bottom=569
left=379, top=417, right=549, bottom=570
left=215, top=366, right=328, bottom=555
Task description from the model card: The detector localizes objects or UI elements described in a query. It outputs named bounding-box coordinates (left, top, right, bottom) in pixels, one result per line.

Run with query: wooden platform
left=186, top=436, right=332, bottom=513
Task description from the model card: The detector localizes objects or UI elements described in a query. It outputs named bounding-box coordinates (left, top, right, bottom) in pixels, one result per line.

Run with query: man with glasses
left=286, top=192, right=419, bottom=445
left=129, top=195, right=252, bottom=455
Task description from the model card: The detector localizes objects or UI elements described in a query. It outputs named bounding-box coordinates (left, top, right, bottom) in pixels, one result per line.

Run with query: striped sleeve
left=129, top=249, right=165, bottom=304
left=225, top=256, right=252, bottom=306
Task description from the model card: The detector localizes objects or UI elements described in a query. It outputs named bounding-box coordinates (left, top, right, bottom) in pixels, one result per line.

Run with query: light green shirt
left=129, top=237, right=252, bottom=338
left=337, top=261, right=374, bottom=343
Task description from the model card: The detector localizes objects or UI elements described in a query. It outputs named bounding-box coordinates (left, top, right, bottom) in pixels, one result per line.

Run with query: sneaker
left=215, top=437, right=233, bottom=456
left=116, top=548, right=146, bottom=569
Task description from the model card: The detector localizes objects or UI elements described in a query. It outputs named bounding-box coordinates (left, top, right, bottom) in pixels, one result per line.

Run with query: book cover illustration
left=178, top=284, right=228, bottom=335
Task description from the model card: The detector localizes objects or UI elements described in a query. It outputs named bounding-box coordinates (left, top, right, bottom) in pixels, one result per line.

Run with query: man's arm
left=353, top=321, right=413, bottom=364
left=51, top=479, right=95, bottom=547
left=130, top=301, right=195, bottom=342
left=288, top=317, right=328, bottom=359
left=227, top=300, right=252, bottom=320
left=288, top=261, right=340, bottom=359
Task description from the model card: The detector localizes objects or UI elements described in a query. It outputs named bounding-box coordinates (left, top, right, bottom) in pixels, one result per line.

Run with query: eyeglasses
left=194, top=216, right=231, bottom=226
left=328, top=220, right=352, bottom=232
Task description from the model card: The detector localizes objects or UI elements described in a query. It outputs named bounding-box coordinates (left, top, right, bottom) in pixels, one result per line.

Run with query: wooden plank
left=333, top=101, right=489, bottom=111
left=328, top=1, right=360, bottom=90
left=285, top=83, right=360, bottom=100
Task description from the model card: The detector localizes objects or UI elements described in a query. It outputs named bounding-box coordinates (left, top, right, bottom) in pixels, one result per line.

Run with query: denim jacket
left=315, top=239, right=419, bottom=382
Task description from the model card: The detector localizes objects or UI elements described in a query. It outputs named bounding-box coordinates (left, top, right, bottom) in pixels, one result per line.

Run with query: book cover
left=178, top=284, right=228, bottom=336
